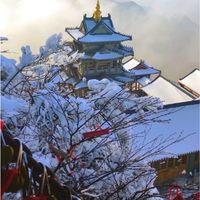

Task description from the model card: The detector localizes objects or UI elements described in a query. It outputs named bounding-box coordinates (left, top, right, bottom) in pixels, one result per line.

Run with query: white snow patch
left=67, top=29, right=84, bottom=40
left=0, top=55, right=17, bottom=80
left=137, top=76, right=152, bottom=86
left=142, top=77, right=193, bottom=104
left=179, top=69, right=200, bottom=95
left=123, top=58, right=140, bottom=71
left=133, top=102, right=199, bottom=161
left=19, top=45, right=35, bottom=67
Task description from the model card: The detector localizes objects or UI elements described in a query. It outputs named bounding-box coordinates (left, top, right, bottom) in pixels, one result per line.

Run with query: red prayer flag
left=168, top=184, right=184, bottom=200
left=173, top=194, right=184, bottom=200
left=1, top=168, right=19, bottom=196
left=83, top=128, right=110, bottom=139
left=193, top=192, right=200, bottom=200
left=55, top=153, right=64, bottom=163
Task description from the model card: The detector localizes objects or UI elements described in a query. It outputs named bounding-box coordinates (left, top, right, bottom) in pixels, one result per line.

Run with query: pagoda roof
left=83, top=16, right=115, bottom=33
left=66, top=28, right=84, bottom=40
left=78, top=32, right=131, bottom=43
left=123, top=58, right=160, bottom=76
left=82, top=45, right=133, bottom=60
left=107, top=78, right=124, bottom=86
left=178, top=68, right=200, bottom=97
left=130, top=67, right=160, bottom=76
left=137, top=76, right=152, bottom=86
left=123, top=58, right=140, bottom=71
left=142, top=76, right=193, bottom=105
left=114, top=75, right=134, bottom=83
left=66, top=15, right=132, bottom=43
left=82, top=51, right=123, bottom=60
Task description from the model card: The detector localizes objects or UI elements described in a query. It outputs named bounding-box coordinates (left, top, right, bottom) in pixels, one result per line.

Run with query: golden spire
left=93, top=0, right=102, bottom=22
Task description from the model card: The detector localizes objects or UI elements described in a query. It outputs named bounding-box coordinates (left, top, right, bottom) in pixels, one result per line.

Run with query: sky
left=0, top=0, right=199, bottom=80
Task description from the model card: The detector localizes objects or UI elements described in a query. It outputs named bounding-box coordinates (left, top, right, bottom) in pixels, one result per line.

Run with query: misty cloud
left=1, top=0, right=199, bottom=80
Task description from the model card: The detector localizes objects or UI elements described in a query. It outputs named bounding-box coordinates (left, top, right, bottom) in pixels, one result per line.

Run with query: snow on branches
left=0, top=33, right=169, bottom=199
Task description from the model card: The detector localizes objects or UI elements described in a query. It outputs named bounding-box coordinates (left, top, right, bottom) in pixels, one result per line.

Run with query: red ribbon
left=83, top=128, right=110, bottom=139
left=68, top=145, right=76, bottom=159
left=49, top=144, right=77, bottom=164
left=168, top=184, right=184, bottom=200
left=55, top=152, right=64, bottom=163
left=173, top=194, right=184, bottom=200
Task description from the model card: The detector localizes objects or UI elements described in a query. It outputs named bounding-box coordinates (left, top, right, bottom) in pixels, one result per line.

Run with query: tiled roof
left=82, top=16, right=114, bottom=33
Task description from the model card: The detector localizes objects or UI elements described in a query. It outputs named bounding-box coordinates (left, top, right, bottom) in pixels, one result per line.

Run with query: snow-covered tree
left=1, top=33, right=183, bottom=200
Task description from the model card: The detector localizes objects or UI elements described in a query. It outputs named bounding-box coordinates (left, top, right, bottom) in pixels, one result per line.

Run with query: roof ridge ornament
left=93, top=0, right=102, bottom=22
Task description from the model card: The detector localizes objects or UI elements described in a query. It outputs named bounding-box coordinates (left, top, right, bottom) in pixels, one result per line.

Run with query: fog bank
left=1, top=0, right=199, bottom=80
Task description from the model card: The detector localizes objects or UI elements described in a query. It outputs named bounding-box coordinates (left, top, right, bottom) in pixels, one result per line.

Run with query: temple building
left=65, top=0, right=160, bottom=96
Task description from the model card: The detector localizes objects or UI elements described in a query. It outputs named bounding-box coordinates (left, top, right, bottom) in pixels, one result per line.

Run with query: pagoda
left=65, top=0, right=160, bottom=96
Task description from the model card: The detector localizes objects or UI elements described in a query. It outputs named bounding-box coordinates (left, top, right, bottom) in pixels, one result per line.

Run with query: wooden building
left=151, top=151, right=200, bottom=186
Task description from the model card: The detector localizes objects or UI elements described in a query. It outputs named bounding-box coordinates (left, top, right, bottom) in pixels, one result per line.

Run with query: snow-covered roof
left=88, top=51, right=123, bottom=60
left=66, top=28, right=84, bottom=40
left=179, top=68, right=200, bottom=96
left=114, top=76, right=134, bottom=83
left=123, top=58, right=140, bottom=71
left=74, top=80, right=88, bottom=89
left=82, top=16, right=114, bottom=33
left=142, top=76, right=193, bottom=105
left=107, top=78, right=124, bottom=86
left=66, top=15, right=131, bottom=43
left=105, top=46, right=133, bottom=58
left=78, top=33, right=131, bottom=43
left=65, top=77, right=76, bottom=85
left=131, top=68, right=160, bottom=76
left=137, top=77, right=152, bottom=86
left=82, top=46, right=133, bottom=61
left=133, top=101, right=200, bottom=161
left=123, top=59, right=160, bottom=76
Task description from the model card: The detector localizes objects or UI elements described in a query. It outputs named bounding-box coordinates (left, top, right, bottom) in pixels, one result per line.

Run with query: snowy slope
left=179, top=69, right=200, bottom=95
left=142, top=77, right=193, bottom=105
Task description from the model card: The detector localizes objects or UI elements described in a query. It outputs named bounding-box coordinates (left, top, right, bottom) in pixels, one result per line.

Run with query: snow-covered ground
left=133, top=100, right=199, bottom=161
